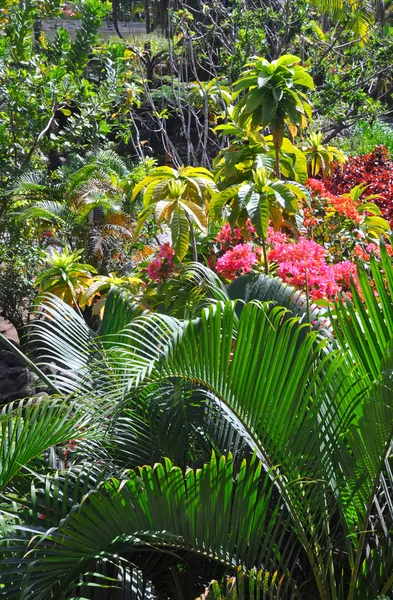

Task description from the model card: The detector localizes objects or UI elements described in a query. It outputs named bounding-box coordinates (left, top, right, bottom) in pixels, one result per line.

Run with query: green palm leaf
left=0, top=397, right=94, bottom=494
left=1, top=454, right=294, bottom=598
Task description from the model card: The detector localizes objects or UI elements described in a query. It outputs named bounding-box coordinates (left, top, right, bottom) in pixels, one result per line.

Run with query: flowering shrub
left=215, top=244, right=257, bottom=280
left=208, top=165, right=390, bottom=301
left=216, top=219, right=257, bottom=250
left=304, top=177, right=390, bottom=264
left=353, top=242, right=393, bottom=261
left=325, top=146, right=393, bottom=225
left=147, top=243, right=176, bottom=282
left=267, top=229, right=359, bottom=300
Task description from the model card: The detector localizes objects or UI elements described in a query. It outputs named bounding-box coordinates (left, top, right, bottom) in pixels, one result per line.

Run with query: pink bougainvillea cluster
left=216, top=219, right=257, bottom=250
left=266, top=229, right=359, bottom=300
left=147, top=243, right=176, bottom=282
left=215, top=243, right=257, bottom=280
left=212, top=219, right=260, bottom=280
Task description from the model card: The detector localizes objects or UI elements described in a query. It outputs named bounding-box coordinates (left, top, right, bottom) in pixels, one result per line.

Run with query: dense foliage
left=2, top=0, right=393, bottom=598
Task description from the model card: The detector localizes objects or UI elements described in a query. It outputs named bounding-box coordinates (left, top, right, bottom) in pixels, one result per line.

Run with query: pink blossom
left=267, top=235, right=359, bottom=300
left=216, top=219, right=256, bottom=249
left=216, top=244, right=256, bottom=280
left=157, top=242, right=175, bottom=261
left=147, top=243, right=176, bottom=282
left=147, top=258, right=163, bottom=281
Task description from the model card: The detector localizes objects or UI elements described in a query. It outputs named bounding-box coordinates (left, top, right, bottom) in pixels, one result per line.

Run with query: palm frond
left=0, top=396, right=95, bottom=494
left=332, top=243, right=393, bottom=380
left=1, top=454, right=295, bottom=598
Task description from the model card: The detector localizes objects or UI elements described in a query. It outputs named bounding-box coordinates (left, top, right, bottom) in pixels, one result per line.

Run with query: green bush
left=340, top=119, right=393, bottom=157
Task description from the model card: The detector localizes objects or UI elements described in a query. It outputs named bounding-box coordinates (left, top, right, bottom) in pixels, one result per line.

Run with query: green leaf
left=246, top=190, right=270, bottom=238
left=274, top=54, right=301, bottom=67
left=171, top=205, right=190, bottom=260
left=180, top=199, right=207, bottom=232
left=357, top=203, right=382, bottom=216
left=244, top=88, right=263, bottom=114
left=0, top=397, right=94, bottom=493
left=261, top=96, right=278, bottom=127
left=209, top=186, right=241, bottom=221
left=292, top=66, right=315, bottom=89
left=232, top=76, right=257, bottom=93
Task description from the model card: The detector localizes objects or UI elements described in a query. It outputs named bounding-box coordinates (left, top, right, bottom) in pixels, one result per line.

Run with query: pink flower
left=216, top=244, right=256, bottom=280
left=267, top=235, right=359, bottom=300
left=147, top=258, right=163, bottom=281
left=157, top=242, right=175, bottom=261
left=216, top=219, right=256, bottom=249
left=147, top=243, right=176, bottom=282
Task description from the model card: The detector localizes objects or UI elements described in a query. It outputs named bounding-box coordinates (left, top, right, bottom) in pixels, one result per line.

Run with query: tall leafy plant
left=233, top=55, right=314, bottom=178
left=210, top=165, right=309, bottom=273
left=132, top=165, right=217, bottom=260
left=2, top=274, right=393, bottom=597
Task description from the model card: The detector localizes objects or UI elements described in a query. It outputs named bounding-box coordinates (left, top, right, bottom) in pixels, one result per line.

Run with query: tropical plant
left=213, top=120, right=308, bottom=186
left=35, top=247, right=96, bottom=308
left=324, top=145, right=393, bottom=225
left=81, top=272, right=143, bottom=310
left=132, top=165, right=218, bottom=260
left=210, top=166, right=309, bottom=273
left=232, top=55, right=314, bottom=177
left=0, top=244, right=392, bottom=597
left=11, top=150, right=144, bottom=263
left=302, top=131, right=346, bottom=178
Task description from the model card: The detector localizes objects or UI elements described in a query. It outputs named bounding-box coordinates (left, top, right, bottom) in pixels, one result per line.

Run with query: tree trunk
left=145, top=0, right=150, bottom=33
left=274, top=145, right=281, bottom=180
left=112, top=0, right=124, bottom=39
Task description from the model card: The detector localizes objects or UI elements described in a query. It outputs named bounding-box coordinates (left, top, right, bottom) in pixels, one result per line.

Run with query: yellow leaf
left=288, top=124, right=298, bottom=138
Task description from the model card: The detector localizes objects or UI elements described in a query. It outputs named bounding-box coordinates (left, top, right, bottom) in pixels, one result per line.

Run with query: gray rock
left=0, top=386, right=34, bottom=404
left=0, top=361, right=36, bottom=404
left=0, top=349, right=26, bottom=367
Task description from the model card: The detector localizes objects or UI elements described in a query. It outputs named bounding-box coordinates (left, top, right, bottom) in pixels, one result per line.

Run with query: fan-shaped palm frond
left=0, top=396, right=96, bottom=494
left=1, top=453, right=297, bottom=599
left=195, top=567, right=282, bottom=599
left=164, top=263, right=331, bottom=334
left=18, top=200, right=71, bottom=229
left=333, top=241, right=393, bottom=380
left=5, top=247, right=393, bottom=598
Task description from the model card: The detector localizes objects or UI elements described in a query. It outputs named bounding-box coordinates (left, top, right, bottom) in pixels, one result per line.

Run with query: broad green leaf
left=292, top=66, right=315, bottom=89
left=274, top=54, right=301, bottom=67
left=171, top=205, right=189, bottom=260
left=244, top=88, right=263, bottom=114
left=209, top=186, right=241, bottom=220
left=261, top=95, right=278, bottom=127
left=246, top=190, right=270, bottom=238
left=180, top=199, right=208, bottom=232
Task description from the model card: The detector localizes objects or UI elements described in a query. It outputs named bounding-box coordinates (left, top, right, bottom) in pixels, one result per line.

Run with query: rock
left=0, top=386, right=34, bottom=404
left=0, top=349, right=26, bottom=367
left=0, top=316, right=38, bottom=404
left=0, top=360, right=36, bottom=404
